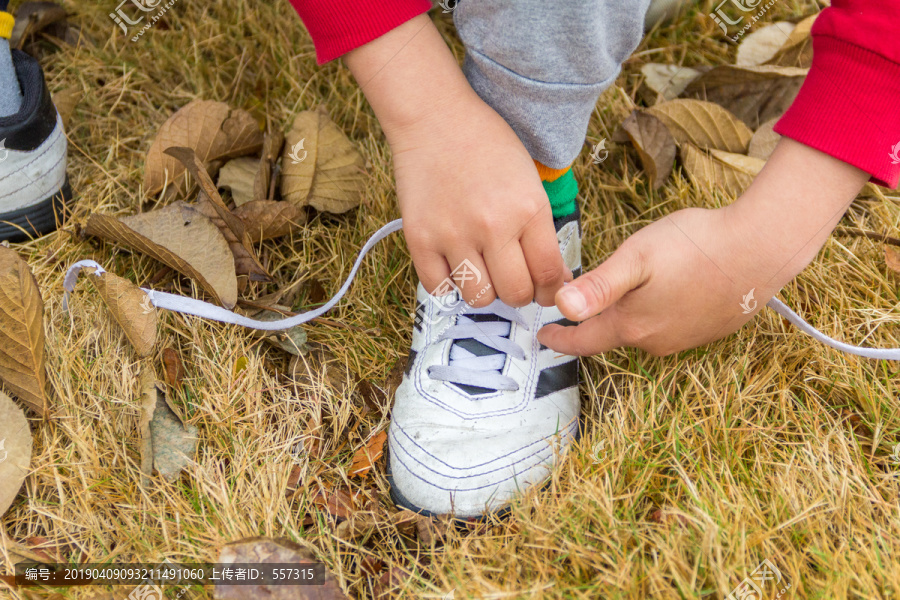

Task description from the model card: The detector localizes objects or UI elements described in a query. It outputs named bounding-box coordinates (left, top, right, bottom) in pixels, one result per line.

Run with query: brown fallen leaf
left=735, top=22, right=796, bottom=67
left=619, top=110, right=676, bottom=189
left=162, top=348, right=185, bottom=389
left=748, top=118, right=782, bottom=161
left=0, top=247, right=48, bottom=416
left=281, top=109, right=366, bottom=213
left=765, top=14, right=817, bottom=68
left=90, top=270, right=157, bottom=357
left=884, top=246, right=900, bottom=274
left=233, top=200, right=308, bottom=242
left=640, top=63, right=702, bottom=103
left=681, top=143, right=765, bottom=198
left=249, top=308, right=308, bottom=356
left=646, top=99, right=752, bottom=154
left=335, top=510, right=381, bottom=541
left=10, top=1, right=67, bottom=48
left=215, top=537, right=349, bottom=600
left=217, top=157, right=259, bottom=207
left=312, top=486, right=358, bottom=520
left=373, top=566, right=412, bottom=599
left=349, top=430, right=387, bottom=478
left=682, top=65, right=808, bottom=129
left=256, top=131, right=285, bottom=203
left=51, top=85, right=81, bottom=130
left=85, top=203, right=238, bottom=308
left=0, top=390, right=32, bottom=518
left=139, top=369, right=198, bottom=486
left=144, top=100, right=264, bottom=196
left=415, top=515, right=449, bottom=546
left=165, top=146, right=269, bottom=282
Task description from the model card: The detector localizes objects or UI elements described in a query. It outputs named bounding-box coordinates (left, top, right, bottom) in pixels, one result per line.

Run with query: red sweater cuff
left=774, top=36, right=900, bottom=189
left=289, top=0, right=433, bottom=65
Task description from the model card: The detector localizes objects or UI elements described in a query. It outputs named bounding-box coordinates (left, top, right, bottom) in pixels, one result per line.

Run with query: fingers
left=519, top=216, right=568, bottom=307
left=410, top=248, right=452, bottom=296
left=556, top=244, right=646, bottom=321
left=446, top=253, right=495, bottom=307
left=485, top=245, right=532, bottom=308
left=537, top=313, right=621, bottom=356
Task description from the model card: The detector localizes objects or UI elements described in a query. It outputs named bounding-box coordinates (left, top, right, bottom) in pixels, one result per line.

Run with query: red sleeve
left=289, top=0, right=433, bottom=65
left=773, top=0, right=900, bottom=189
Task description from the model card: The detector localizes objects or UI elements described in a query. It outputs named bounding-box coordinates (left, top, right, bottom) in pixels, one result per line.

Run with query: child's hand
left=390, top=96, right=568, bottom=308
left=346, top=15, right=567, bottom=308
left=538, top=138, right=870, bottom=357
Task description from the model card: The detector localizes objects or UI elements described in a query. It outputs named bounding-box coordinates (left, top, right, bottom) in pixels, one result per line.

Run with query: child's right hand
left=345, top=15, right=568, bottom=308
left=390, top=94, right=569, bottom=308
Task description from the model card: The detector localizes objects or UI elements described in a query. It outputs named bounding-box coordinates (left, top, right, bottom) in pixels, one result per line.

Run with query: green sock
left=542, top=168, right=578, bottom=219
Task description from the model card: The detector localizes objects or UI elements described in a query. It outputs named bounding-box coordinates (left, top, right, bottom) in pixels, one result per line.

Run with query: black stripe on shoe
left=539, top=316, right=578, bottom=351
left=534, top=359, right=579, bottom=399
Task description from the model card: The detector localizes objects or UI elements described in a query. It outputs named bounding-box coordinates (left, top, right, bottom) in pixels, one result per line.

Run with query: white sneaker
left=0, top=50, right=71, bottom=242
left=388, top=211, right=583, bottom=519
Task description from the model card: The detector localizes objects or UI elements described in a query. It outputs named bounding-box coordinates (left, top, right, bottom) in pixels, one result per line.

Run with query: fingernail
left=558, top=287, right=587, bottom=318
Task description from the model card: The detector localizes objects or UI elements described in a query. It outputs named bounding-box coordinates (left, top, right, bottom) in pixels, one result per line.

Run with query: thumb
left=556, top=245, right=646, bottom=321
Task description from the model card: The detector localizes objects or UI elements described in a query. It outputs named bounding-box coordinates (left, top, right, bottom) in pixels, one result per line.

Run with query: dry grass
left=3, top=0, right=900, bottom=598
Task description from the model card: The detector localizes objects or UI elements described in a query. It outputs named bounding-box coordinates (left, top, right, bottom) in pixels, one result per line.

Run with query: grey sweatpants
left=454, top=0, right=651, bottom=169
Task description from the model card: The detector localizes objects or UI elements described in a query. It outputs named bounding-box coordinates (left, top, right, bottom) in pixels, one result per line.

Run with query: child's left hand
left=537, top=138, right=870, bottom=357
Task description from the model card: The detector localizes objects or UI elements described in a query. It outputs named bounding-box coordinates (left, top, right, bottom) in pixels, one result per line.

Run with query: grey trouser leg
left=454, top=0, right=650, bottom=168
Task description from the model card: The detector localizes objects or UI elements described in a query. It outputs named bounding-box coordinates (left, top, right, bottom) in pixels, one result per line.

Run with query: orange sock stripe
left=534, top=160, right=570, bottom=182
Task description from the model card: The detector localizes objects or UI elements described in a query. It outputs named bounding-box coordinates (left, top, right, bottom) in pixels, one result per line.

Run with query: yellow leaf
left=646, top=99, right=753, bottom=154
left=0, top=247, right=48, bottom=416
left=91, top=270, right=158, bottom=357
left=85, top=203, right=238, bottom=309
left=281, top=109, right=366, bottom=214
left=144, top=100, right=264, bottom=195
left=681, top=144, right=765, bottom=198
left=0, top=390, right=32, bottom=517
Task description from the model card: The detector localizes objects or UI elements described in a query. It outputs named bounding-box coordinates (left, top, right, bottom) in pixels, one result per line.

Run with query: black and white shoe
left=0, top=49, right=71, bottom=242
left=388, top=211, right=583, bottom=519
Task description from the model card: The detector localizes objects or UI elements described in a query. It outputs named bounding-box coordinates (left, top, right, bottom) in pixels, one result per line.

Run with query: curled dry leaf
left=281, top=110, right=366, bottom=214
left=139, top=370, right=198, bottom=486
left=0, top=247, right=48, bottom=416
left=349, top=430, right=387, bottom=478
left=884, top=246, right=900, bottom=275
left=0, top=390, right=32, bottom=518
left=256, top=131, right=285, bottom=203
left=681, top=143, right=765, bottom=198
left=215, top=538, right=349, bottom=600
left=748, top=118, right=782, bottom=161
left=646, top=99, right=752, bottom=154
left=735, top=22, right=796, bottom=67
left=85, top=202, right=238, bottom=309
left=640, top=64, right=702, bottom=102
left=682, top=65, right=808, bottom=129
left=218, top=158, right=259, bottom=207
left=765, top=14, right=816, bottom=68
left=10, top=1, right=67, bottom=48
left=162, top=348, right=185, bottom=389
left=91, top=269, right=158, bottom=357
left=144, top=100, right=264, bottom=196
left=234, top=200, right=308, bottom=242
left=619, top=110, right=677, bottom=189
left=165, top=146, right=269, bottom=282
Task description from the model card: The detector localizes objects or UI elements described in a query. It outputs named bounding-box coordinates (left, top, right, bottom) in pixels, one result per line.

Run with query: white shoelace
left=63, top=217, right=900, bottom=379
left=426, top=300, right=528, bottom=391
